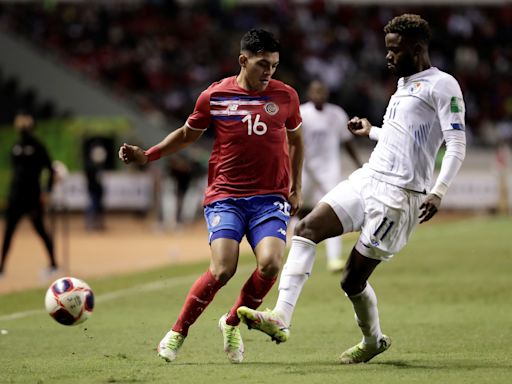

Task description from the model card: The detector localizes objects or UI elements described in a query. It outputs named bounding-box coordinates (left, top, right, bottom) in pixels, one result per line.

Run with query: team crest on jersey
left=211, top=215, right=221, bottom=227
left=408, top=82, right=422, bottom=94
left=264, top=102, right=279, bottom=116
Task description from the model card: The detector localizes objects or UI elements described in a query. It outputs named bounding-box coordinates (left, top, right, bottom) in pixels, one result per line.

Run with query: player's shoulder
left=300, top=101, right=313, bottom=110
left=320, top=102, right=347, bottom=120
left=326, top=102, right=347, bottom=113
left=426, top=67, right=461, bottom=90
left=268, top=79, right=299, bottom=96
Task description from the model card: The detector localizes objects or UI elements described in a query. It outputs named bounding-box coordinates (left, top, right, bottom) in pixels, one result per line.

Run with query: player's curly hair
left=240, top=29, right=280, bottom=54
left=384, top=14, right=432, bottom=43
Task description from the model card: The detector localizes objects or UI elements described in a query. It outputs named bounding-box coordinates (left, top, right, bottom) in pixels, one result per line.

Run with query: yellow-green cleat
left=237, top=307, right=289, bottom=344
left=157, top=330, right=186, bottom=362
left=219, top=314, right=244, bottom=363
left=339, top=335, right=391, bottom=364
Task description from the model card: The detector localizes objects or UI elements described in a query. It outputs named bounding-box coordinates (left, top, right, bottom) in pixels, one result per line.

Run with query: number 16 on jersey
left=243, top=114, right=268, bottom=135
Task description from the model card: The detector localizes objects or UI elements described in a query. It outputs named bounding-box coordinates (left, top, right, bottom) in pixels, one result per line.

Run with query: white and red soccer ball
left=45, top=277, right=95, bottom=326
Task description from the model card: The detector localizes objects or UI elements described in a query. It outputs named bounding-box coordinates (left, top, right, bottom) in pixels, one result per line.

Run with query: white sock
left=325, top=236, right=342, bottom=262
left=274, top=236, right=316, bottom=326
left=347, top=283, right=383, bottom=347
left=274, top=300, right=296, bottom=327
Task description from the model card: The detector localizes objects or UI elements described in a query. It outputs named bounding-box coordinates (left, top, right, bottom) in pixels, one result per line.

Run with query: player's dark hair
left=384, top=14, right=432, bottom=44
left=240, top=29, right=280, bottom=54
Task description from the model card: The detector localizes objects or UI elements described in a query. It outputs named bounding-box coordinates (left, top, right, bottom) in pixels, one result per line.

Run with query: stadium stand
left=0, top=70, right=65, bottom=125
left=0, top=2, right=510, bottom=144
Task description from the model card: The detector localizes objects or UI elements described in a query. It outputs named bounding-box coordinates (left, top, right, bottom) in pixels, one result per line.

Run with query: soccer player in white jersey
left=299, top=80, right=362, bottom=272
left=238, top=14, right=466, bottom=364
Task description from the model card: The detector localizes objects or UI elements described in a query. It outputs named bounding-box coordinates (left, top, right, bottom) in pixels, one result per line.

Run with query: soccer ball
left=45, top=277, right=95, bottom=326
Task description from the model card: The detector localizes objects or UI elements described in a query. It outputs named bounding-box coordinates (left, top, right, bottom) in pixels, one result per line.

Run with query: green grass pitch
left=1, top=215, right=511, bottom=383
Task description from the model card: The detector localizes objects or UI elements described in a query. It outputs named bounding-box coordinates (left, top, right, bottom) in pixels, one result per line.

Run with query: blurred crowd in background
left=0, top=0, right=511, bottom=145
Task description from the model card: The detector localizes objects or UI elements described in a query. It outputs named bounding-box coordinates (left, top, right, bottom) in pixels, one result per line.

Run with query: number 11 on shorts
left=373, top=217, right=394, bottom=241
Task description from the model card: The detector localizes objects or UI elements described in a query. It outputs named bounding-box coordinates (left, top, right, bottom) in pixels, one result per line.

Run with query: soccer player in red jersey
left=119, top=29, right=304, bottom=363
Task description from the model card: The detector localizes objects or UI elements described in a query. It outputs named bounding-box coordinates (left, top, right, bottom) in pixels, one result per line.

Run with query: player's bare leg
left=158, top=239, right=237, bottom=362
left=222, top=236, right=284, bottom=361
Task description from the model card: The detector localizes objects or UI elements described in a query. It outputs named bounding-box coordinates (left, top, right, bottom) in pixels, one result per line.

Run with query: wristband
left=144, top=145, right=162, bottom=162
left=430, top=181, right=448, bottom=199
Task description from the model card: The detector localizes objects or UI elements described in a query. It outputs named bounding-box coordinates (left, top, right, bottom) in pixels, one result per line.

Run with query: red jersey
left=187, top=76, right=302, bottom=205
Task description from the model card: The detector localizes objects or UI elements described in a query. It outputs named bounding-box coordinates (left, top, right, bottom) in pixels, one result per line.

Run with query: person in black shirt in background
left=0, top=111, right=58, bottom=277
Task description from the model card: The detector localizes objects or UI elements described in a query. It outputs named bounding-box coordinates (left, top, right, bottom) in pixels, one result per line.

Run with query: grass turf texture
left=0, top=215, right=511, bottom=383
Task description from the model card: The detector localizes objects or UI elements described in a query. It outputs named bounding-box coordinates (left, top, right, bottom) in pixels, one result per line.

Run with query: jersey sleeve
left=186, top=89, right=211, bottom=131
left=285, top=86, right=302, bottom=131
left=432, top=75, right=466, bottom=132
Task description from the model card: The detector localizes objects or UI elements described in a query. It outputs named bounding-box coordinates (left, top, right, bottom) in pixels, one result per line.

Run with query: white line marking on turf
left=0, top=266, right=252, bottom=322
left=0, top=309, right=42, bottom=321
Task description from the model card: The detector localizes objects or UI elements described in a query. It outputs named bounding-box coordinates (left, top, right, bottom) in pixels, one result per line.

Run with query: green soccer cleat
left=237, top=307, right=289, bottom=344
left=157, top=330, right=186, bottom=362
left=218, top=314, right=244, bottom=363
left=339, top=335, right=391, bottom=364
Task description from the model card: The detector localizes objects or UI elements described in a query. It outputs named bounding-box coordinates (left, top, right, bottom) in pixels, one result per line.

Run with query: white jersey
left=300, top=101, right=351, bottom=180
left=366, top=67, right=465, bottom=193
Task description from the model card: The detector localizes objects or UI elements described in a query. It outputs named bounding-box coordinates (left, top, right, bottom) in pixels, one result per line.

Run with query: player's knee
left=340, top=275, right=366, bottom=296
left=293, top=219, right=316, bottom=241
left=210, top=266, right=236, bottom=284
left=258, top=253, right=282, bottom=278
left=259, top=264, right=280, bottom=279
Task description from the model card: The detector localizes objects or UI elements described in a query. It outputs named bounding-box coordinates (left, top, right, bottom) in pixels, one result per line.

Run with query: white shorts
left=320, top=168, right=423, bottom=261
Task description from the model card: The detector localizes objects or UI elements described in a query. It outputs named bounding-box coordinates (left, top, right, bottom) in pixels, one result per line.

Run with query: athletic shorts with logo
left=320, top=168, right=423, bottom=261
left=204, top=194, right=290, bottom=249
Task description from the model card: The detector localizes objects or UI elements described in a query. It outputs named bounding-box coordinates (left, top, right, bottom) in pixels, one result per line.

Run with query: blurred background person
left=299, top=79, right=362, bottom=272
left=83, top=136, right=110, bottom=231
left=0, top=111, right=58, bottom=277
left=162, top=151, right=207, bottom=229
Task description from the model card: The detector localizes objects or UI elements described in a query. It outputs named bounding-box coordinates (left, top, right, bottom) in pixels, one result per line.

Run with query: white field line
left=0, top=265, right=252, bottom=322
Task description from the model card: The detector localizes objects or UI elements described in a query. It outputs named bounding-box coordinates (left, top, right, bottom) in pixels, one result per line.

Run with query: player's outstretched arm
left=118, top=124, right=204, bottom=165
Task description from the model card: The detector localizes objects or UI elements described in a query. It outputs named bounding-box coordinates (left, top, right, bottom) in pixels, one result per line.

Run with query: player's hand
left=419, top=193, right=441, bottom=223
left=348, top=117, right=372, bottom=137
left=118, top=143, right=148, bottom=165
left=288, top=190, right=302, bottom=216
